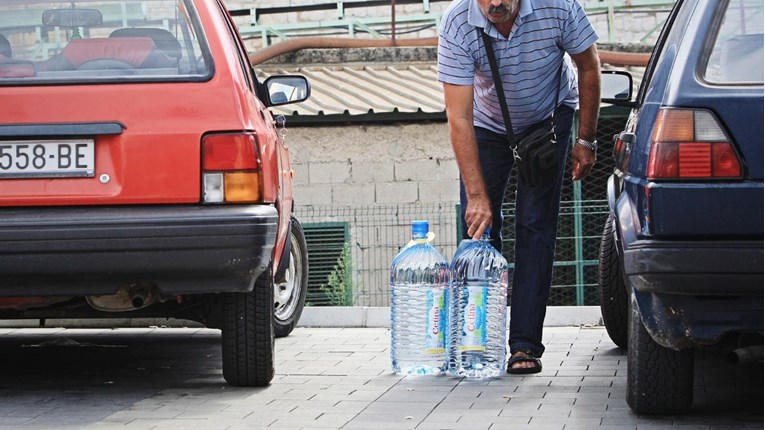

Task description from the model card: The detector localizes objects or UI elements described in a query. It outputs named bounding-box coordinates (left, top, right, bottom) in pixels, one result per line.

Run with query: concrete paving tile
left=299, top=427, right=351, bottom=430
left=267, top=413, right=327, bottom=428
left=555, top=369, right=617, bottom=377
left=360, top=401, right=437, bottom=418
left=417, top=410, right=465, bottom=422
left=117, top=418, right=205, bottom=430
left=453, top=415, right=503, bottom=429
left=532, top=416, right=602, bottom=427
left=312, top=412, right=359, bottom=427
left=414, top=423, right=469, bottom=430
left=581, top=426, right=638, bottom=430
left=376, top=390, right=448, bottom=403
left=308, top=392, right=361, bottom=403
left=342, top=414, right=420, bottom=429
left=491, top=416, right=563, bottom=429
left=346, top=390, right=387, bottom=401
left=480, top=414, right=533, bottom=425
left=400, top=377, right=459, bottom=386
left=535, top=403, right=574, bottom=417
left=602, top=416, right=673, bottom=426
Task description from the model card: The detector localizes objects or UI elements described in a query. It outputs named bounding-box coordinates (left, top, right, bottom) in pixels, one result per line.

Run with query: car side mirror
left=601, top=70, right=636, bottom=107
left=263, top=75, right=310, bottom=107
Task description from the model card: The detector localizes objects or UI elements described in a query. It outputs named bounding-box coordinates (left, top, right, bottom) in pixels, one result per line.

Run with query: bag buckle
left=511, top=146, right=522, bottom=162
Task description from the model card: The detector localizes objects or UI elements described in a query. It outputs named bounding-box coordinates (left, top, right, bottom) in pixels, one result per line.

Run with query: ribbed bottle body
left=448, top=238, right=508, bottom=379
left=390, top=240, right=450, bottom=375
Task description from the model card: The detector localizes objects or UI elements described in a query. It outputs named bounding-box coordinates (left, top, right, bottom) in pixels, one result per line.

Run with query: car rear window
left=704, top=0, right=764, bottom=84
left=0, top=0, right=212, bottom=85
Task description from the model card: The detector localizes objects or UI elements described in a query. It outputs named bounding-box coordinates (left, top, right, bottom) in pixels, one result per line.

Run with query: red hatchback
left=0, top=0, right=310, bottom=386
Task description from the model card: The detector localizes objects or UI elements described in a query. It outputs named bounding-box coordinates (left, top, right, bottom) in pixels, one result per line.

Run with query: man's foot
left=506, top=350, right=542, bottom=374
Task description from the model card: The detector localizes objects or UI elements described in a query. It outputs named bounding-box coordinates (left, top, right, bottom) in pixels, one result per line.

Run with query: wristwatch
left=575, top=137, right=598, bottom=152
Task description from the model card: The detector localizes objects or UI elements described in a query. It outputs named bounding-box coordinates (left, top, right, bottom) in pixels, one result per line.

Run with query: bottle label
left=424, top=288, right=446, bottom=354
left=460, top=285, right=487, bottom=352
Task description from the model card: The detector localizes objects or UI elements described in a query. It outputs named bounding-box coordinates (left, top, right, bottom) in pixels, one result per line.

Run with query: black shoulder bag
left=480, top=29, right=564, bottom=186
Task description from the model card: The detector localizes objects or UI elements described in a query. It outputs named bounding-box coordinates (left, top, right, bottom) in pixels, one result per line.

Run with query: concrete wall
left=287, top=122, right=459, bottom=207
left=286, top=122, right=460, bottom=307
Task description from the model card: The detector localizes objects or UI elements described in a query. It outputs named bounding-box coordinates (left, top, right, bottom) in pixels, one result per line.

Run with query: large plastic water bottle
left=390, top=220, right=450, bottom=375
left=448, top=230, right=508, bottom=379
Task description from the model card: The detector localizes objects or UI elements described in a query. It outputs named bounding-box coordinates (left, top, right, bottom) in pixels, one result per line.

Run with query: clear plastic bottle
left=390, top=220, right=450, bottom=375
left=448, top=230, right=508, bottom=379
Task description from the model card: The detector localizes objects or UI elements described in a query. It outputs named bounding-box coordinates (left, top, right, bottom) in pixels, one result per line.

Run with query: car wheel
left=598, top=213, right=628, bottom=349
left=274, top=216, right=308, bottom=338
left=221, top=268, right=275, bottom=387
left=627, top=292, right=694, bottom=414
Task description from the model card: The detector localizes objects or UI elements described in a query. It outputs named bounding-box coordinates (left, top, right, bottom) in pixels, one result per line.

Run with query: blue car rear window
left=704, top=0, right=764, bottom=84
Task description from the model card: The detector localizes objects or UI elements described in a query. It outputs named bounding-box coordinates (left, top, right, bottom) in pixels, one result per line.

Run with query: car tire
left=627, top=292, right=694, bottom=415
left=221, top=268, right=275, bottom=387
left=274, top=216, right=308, bottom=338
left=598, top=213, right=628, bottom=349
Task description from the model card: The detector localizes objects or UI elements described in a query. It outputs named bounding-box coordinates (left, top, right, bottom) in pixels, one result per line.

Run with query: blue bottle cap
left=412, top=220, right=429, bottom=238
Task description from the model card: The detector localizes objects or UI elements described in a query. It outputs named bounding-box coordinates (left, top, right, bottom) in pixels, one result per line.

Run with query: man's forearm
left=574, top=47, right=601, bottom=141
left=449, top=117, right=486, bottom=199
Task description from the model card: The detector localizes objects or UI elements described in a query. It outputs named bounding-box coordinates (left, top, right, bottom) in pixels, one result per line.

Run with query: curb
left=0, top=306, right=603, bottom=329
left=298, top=306, right=603, bottom=328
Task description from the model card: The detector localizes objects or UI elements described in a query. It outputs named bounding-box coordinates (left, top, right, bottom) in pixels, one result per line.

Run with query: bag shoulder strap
left=479, top=28, right=564, bottom=160
left=480, top=29, right=517, bottom=155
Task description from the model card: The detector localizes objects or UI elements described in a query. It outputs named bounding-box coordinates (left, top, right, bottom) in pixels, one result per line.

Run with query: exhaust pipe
left=87, top=284, right=156, bottom=312
left=727, top=345, right=764, bottom=365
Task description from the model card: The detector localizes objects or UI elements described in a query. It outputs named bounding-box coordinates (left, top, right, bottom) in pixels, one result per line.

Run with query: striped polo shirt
left=437, top=0, right=598, bottom=135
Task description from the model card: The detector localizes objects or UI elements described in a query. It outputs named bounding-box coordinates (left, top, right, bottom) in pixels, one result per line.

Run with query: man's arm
left=443, top=82, right=492, bottom=239
left=569, top=44, right=601, bottom=181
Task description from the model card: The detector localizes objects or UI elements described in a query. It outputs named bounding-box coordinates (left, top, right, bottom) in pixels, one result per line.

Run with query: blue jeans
left=459, top=105, right=575, bottom=357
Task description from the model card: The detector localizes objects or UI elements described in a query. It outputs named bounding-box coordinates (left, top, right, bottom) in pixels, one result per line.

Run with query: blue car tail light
left=647, top=108, right=743, bottom=180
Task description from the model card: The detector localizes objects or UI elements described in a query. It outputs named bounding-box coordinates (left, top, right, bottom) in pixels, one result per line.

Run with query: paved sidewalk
left=0, top=326, right=761, bottom=429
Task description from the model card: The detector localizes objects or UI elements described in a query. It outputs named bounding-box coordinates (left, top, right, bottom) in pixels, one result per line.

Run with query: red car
left=0, top=0, right=309, bottom=387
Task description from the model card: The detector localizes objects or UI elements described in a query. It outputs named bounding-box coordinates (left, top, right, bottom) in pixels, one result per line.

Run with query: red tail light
left=202, top=132, right=262, bottom=203
left=203, top=133, right=260, bottom=170
left=647, top=109, right=742, bottom=180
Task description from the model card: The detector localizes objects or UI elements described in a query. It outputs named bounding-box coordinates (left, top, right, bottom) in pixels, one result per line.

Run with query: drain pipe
left=727, top=345, right=764, bottom=365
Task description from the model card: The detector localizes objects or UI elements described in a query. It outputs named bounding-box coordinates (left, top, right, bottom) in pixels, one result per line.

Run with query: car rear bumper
left=625, top=239, right=763, bottom=349
left=0, top=205, right=278, bottom=297
left=623, top=239, right=763, bottom=294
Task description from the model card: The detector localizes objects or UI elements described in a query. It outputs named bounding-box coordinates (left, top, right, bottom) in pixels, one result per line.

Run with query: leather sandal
left=506, top=351, right=543, bottom=375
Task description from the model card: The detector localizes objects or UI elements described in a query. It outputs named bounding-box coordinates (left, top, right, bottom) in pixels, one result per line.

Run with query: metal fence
left=296, top=203, right=459, bottom=307
left=296, top=106, right=631, bottom=307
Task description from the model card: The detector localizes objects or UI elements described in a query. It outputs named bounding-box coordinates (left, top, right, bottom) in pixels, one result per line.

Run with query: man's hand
left=571, top=143, right=596, bottom=181
left=465, top=192, right=493, bottom=239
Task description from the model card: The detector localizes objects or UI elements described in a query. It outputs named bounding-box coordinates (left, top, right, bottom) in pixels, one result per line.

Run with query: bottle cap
left=412, top=220, right=429, bottom=238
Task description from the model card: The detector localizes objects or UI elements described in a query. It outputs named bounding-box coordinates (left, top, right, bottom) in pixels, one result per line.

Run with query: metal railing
left=231, top=0, right=676, bottom=47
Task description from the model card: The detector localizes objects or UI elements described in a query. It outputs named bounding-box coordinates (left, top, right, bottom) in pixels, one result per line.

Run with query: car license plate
left=0, top=140, right=95, bottom=178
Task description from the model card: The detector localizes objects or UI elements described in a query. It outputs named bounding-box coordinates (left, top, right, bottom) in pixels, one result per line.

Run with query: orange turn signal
left=223, top=172, right=261, bottom=202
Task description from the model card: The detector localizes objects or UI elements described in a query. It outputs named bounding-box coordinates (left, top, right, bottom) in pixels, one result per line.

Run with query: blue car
left=597, top=0, right=764, bottom=415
